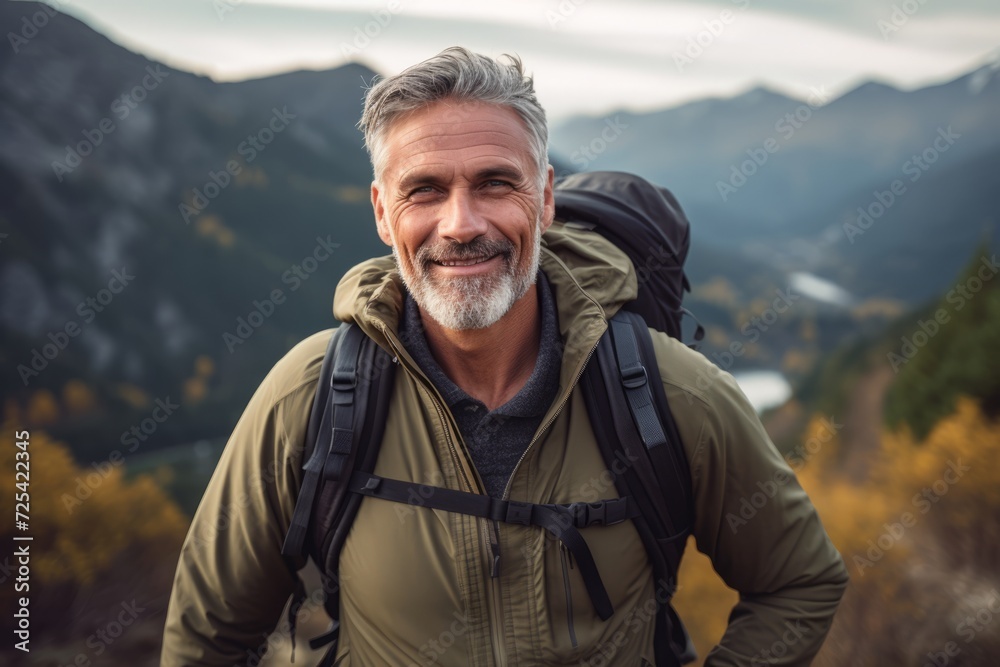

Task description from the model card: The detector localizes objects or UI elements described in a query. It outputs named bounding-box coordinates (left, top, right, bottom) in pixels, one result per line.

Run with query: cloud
left=41, top=0, right=1000, bottom=119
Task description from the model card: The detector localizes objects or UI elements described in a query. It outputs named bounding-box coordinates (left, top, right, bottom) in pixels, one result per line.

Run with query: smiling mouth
left=433, top=254, right=497, bottom=267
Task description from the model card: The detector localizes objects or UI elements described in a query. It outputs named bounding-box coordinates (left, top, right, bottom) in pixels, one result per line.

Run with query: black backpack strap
left=610, top=312, right=693, bottom=552
left=283, top=326, right=347, bottom=558
left=347, top=470, right=640, bottom=620
left=316, top=326, right=396, bottom=600
left=580, top=310, right=696, bottom=665
left=617, top=310, right=697, bottom=665
left=280, top=324, right=396, bottom=663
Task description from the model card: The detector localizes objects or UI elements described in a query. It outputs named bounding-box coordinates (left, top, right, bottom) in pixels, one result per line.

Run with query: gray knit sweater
left=397, top=272, right=562, bottom=498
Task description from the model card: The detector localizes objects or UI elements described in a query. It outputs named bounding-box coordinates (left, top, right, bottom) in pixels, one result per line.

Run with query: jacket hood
left=332, top=221, right=638, bottom=346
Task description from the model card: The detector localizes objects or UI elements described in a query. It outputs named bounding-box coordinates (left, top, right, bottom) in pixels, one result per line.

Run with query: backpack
left=281, top=172, right=701, bottom=666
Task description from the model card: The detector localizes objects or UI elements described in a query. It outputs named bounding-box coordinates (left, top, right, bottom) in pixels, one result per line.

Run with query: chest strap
left=348, top=471, right=641, bottom=621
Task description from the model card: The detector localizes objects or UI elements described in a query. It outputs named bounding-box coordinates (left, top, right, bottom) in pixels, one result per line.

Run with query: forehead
left=380, top=99, right=536, bottom=183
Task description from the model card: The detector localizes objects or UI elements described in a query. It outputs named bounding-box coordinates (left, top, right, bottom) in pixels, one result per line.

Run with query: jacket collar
left=332, top=222, right=637, bottom=395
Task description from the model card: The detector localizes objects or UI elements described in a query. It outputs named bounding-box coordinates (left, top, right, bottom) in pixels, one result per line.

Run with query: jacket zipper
left=501, top=340, right=600, bottom=500
left=478, top=334, right=599, bottom=666
left=375, top=305, right=604, bottom=666
left=486, top=521, right=506, bottom=666
left=500, top=338, right=601, bottom=651
left=432, top=398, right=508, bottom=667
left=560, top=543, right=578, bottom=648
left=380, top=325, right=507, bottom=667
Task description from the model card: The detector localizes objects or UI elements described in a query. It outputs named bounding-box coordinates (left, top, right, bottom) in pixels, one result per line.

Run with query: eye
left=483, top=179, right=513, bottom=190
left=407, top=185, right=436, bottom=198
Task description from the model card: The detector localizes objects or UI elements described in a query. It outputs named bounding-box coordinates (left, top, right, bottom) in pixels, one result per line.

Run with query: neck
left=420, top=284, right=541, bottom=411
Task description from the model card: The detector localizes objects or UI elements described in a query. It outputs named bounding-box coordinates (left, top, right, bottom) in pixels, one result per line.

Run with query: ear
left=539, top=164, right=556, bottom=234
left=371, top=181, right=393, bottom=247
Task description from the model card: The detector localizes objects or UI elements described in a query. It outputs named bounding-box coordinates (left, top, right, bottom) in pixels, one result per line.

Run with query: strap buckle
left=504, top=500, right=533, bottom=526
left=331, top=369, right=357, bottom=392
left=569, top=499, right=630, bottom=528
left=620, top=363, right=647, bottom=389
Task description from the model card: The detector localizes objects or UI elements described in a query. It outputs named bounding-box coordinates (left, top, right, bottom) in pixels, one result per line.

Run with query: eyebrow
left=474, top=166, right=525, bottom=183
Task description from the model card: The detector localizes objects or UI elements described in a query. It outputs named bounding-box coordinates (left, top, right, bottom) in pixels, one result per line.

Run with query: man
left=162, top=47, right=848, bottom=666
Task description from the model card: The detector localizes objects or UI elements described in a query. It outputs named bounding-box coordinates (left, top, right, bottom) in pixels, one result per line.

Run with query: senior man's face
left=371, top=99, right=554, bottom=330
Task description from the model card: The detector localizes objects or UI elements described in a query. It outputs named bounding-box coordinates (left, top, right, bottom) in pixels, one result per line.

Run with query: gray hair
left=359, top=46, right=549, bottom=187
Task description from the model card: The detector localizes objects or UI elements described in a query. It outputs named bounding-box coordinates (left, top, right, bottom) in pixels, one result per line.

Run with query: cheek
left=387, top=206, right=433, bottom=250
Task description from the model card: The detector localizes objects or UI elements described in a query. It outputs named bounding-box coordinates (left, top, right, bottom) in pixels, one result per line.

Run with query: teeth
left=438, top=255, right=493, bottom=267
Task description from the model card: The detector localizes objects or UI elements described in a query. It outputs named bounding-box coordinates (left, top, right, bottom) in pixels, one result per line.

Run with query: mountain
left=0, top=1, right=385, bottom=458
left=550, top=64, right=1000, bottom=296
left=801, top=146, right=1000, bottom=304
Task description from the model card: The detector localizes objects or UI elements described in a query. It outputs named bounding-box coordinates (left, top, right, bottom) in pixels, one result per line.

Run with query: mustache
left=416, top=237, right=515, bottom=266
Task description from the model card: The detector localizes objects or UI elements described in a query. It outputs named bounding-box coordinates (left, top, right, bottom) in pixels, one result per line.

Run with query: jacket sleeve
left=160, top=333, right=328, bottom=666
left=658, top=343, right=849, bottom=666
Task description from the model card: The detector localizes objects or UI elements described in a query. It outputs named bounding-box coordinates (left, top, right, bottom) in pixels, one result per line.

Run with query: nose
left=437, top=188, right=489, bottom=245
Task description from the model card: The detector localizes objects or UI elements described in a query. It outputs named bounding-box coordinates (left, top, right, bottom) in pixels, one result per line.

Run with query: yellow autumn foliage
left=236, top=165, right=268, bottom=188
left=63, top=379, right=99, bottom=415
left=196, top=214, right=237, bottom=248
left=116, top=383, right=151, bottom=409
left=669, top=400, right=1000, bottom=663
left=803, top=397, right=1000, bottom=561
left=694, top=277, right=738, bottom=308
left=0, top=426, right=187, bottom=590
left=26, top=389, right=59, bottom=424
left=673, top=542, right=738, bottom=656
left=195, top=354, right=215, bottom=378
left=781, top=348, right=813, bottom=374
left=184, top=376, right=207, bottom=404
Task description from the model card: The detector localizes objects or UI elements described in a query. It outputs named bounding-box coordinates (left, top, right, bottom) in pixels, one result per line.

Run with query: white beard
left=392, top=221, right=541, bottom=331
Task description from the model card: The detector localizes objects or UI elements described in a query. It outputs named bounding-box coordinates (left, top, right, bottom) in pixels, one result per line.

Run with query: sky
left=22, top=0, right=1000, bottom=119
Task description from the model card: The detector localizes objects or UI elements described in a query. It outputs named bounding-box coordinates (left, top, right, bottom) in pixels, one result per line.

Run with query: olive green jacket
left=162, top=223, right=848, bottom=666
